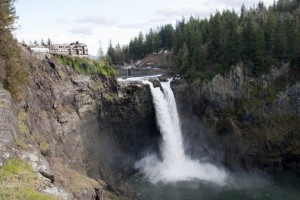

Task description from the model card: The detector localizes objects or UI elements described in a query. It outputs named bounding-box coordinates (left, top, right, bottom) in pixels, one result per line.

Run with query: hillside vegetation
left=0, top=0, right=29, bottom=100
left=107, top=0, right=300, bottom=78
left=57, top=55, right=115, bottom=77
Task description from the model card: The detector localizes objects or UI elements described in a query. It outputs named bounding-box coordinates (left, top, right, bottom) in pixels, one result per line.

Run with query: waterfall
left=136, top=79, right=227, bottom=184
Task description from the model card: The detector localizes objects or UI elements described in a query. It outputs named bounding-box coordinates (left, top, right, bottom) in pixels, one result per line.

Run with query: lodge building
left=29, top=41, right=88, bottom=57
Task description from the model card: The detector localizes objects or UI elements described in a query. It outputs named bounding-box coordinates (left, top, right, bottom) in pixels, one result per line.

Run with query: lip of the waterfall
left=117, top=74, right=163, bottom=82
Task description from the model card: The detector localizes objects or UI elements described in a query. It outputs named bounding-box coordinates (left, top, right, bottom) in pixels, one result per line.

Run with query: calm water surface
left=128, top=172, right=300, bottom=200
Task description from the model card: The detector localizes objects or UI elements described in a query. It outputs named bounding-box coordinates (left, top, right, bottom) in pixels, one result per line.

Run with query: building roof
left=45, top=45, right=56, bottom=49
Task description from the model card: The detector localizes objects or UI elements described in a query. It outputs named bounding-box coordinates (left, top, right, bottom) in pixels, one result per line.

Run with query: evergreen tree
left=222, top=10, right=240, bottom=65
left=97, top=41, right=105, bottom=61
left=241, top=15, right=257, bottom=61
left=153, top=32, right=161, bottom=53
left=129, top=38, right=138, bottom=60
left=41, top=39, right=45, bottom=46
left=253, top=29, right=268, bottom=74
left=240, top=4, right=246, bottom=21
left=208, top=12, right=222, bottom=62
left=137, top=31, right=145, bottom=58
left=0, top=0, right=16, bottom=31
left=285, top=14, right=297, bottom=61
left=273, top=16, right=286, bottom=60
left=0, top=0, right=29, bottom=100
left=159, top=24, right=174, bottom=50
left=264, top=10, right=276, bottom=57
left=122, top=45, right=130, bottom=63
left=145, top=29, right=155, bottom=54
left=173, top=18, right=186, bottom=54
left=188, top=17, right=203, bottom=69
left=107, top=40, right=115, bottom=64
left=179, top=43, right=189, bottom=73
left=47, top=38, right=52, bottom=45
left=114, top=43, right=125, bottom=64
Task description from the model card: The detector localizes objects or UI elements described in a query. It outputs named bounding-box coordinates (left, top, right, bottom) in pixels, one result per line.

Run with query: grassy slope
left=0, top=159, right=61, bottom=200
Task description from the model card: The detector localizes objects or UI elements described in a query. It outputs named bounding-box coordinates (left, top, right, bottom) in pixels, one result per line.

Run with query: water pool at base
left=128, top=172, right=300, bottom=200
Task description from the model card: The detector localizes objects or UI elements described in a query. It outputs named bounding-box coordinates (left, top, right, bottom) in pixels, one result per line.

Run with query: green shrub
left=212, top=64, right=231, bottom=76
left=18, top=110, right=29, bottom=134
left=185, top=64, right=232, bottom=81
left=1, top=159, right=33, bottom=175
left=0, top=58, right=6, bottom=83
left=13, top=135, right=28, bottom=150
left=39, top=139, right=49, bottom=155
left=0, top=34, right=29, bottom=101
left=57, top=55, right=115, bottom=77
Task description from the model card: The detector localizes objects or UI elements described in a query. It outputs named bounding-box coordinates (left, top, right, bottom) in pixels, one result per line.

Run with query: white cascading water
left=136, top=79, right=227, bottom=184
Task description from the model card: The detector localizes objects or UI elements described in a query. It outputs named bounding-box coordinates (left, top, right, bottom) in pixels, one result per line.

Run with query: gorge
left=0, top=47, right=300, bottom=200
left=1, top=0, right=300, bottom=199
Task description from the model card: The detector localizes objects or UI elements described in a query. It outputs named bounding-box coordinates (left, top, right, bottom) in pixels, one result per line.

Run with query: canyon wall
left=172, top=64, right=300, bottom=173
left=0, top=48, right=159, bottom=199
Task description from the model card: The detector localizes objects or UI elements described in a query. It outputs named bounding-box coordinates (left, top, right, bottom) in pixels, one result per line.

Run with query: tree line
left=105, top=0, right=300, bottom=76
left=21, top=38, right=53, bottom=46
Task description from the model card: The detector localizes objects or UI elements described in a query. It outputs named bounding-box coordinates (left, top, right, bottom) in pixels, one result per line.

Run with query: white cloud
left=155, top=4, right=212, bottom=18
left=56, top=18, right=71, bottom=24
left=68, top=26, right=94, bottom=35
left=75, top=15, right=118, bottom=27
left=117, top=21, right=151, bottom=30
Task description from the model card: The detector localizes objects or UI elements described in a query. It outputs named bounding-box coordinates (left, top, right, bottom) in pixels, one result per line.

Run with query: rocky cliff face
left=0, top=85, right=17, bottom=165
left=172, top=65, right=300, bottom=173
left=0, top=48, right=159, bottom=199
left=2, top=46, right=299, bottom=198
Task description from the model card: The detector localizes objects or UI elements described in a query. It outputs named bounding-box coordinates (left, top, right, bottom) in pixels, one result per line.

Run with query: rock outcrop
left=172, top=65, right=300, bottom=173
left=275, top=83, right=300, bottom=117
left=0, top=85, right=17, bottom=166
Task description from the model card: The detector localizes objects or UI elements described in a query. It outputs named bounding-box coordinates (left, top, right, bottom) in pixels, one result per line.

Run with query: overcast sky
left=14, top=0, right=274, bottom=55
